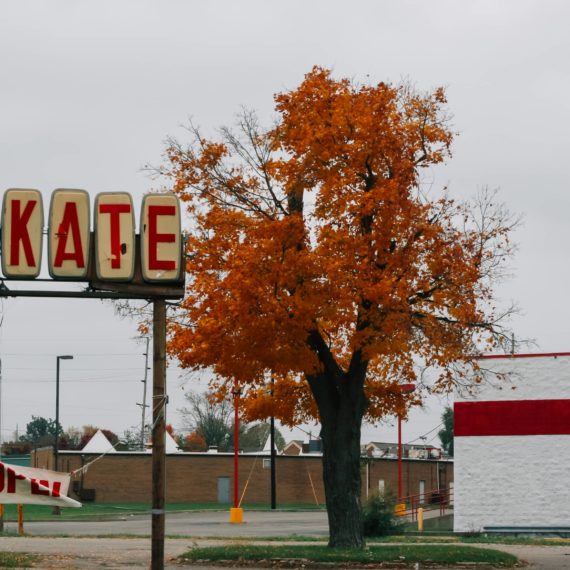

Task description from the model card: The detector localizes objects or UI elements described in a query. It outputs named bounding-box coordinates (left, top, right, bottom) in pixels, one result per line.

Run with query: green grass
left=0, top=552, right=40, bottom=567
left=0, top=502, right=324, bottom=521
left=180, top=544, right=518, bottom=566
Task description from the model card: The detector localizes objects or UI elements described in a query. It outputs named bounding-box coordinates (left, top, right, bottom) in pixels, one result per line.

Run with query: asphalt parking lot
left=1, top=511, right=570, bottom=569
left=5, top=509, right=330, bottom=537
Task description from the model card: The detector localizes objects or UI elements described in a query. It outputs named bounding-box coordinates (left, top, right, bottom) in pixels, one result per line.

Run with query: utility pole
left=151, top=299, right=167, bottom=570
left=137, top=337, right=150, bottom=450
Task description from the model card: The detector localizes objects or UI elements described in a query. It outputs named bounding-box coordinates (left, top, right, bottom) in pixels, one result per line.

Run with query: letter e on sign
left=94, top=193, right=135, bottom=281
left=140, top=193, right=182, bottom=282
left=1, top=189, right=44, bottom=278
left=48, top=189, right=90, bottom=279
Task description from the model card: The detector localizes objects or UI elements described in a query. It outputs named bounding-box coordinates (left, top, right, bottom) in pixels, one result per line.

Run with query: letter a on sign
left=1, top=189, right=44, bottom=278
left=94, top=193, right=135, bottom=281
left=140, top=193, right=182, bottom=282
left=48, top=189, right=90, bottom=279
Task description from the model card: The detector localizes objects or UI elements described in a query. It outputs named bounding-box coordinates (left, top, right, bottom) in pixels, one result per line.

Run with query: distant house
left=364, top=442, right=442, bottom=460
left=282, top=439, right=323, bottom=456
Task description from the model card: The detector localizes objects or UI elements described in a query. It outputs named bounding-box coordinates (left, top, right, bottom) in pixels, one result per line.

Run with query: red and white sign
left=0, top=462, right=81, bottom=508
left=1, top=189, right=44, bottom=278
left=141, top=194, right=182, bottom=282
left=48, top=189, right=91, bottom=279
left=94, top=192, right=135, bottom=282
left=0, top=189, right=183, bottom=284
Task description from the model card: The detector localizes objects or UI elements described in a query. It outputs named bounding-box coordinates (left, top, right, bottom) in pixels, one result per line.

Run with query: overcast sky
left=0, top=0, right=568, bottom=448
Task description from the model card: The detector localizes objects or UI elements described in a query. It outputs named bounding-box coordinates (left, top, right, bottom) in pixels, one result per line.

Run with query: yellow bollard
left=394, top=503, right=406, bottom=517
left=17, top=504, right=24, bottom=535
left=418, top=507, right=424, bottom=532
left=229, top=507, right=243, bottom=524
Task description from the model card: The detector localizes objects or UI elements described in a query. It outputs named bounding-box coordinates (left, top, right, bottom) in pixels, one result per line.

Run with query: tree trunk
left=315, top=373, right=366, bottom=548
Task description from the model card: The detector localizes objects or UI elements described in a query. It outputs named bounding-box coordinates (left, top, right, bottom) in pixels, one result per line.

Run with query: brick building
left=32, top=447, right=453, bottom=505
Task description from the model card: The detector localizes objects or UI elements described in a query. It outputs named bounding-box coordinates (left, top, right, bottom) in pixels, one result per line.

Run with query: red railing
left=398, top=487, right=453, bottom=521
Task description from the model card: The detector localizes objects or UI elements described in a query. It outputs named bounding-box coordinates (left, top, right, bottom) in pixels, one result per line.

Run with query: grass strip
left=0, top=552, right=40, bottom=568
left=180, top=544, right=518, bottom=566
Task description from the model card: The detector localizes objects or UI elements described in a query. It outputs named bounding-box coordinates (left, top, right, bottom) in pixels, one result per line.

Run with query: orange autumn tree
left=161, top=67, right=517, bottom=548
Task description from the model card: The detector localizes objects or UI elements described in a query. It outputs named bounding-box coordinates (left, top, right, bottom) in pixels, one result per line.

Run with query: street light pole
left=229, top=379, right=243, bottom=523
left=54, top=355, right=74, bottom=474
left=54, top=354, right=73, bottom=516
left=397, top=383, right=416, bottom=501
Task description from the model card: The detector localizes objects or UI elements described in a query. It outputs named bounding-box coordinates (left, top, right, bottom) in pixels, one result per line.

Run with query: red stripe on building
left=455, top=399, right=570, bottom=436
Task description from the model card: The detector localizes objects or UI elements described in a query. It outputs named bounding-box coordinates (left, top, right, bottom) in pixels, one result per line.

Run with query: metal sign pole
left=151, top=298, right=167, bottom=570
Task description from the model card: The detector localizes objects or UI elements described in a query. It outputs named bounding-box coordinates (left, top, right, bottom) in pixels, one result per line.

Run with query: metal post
left=53, top=355, right=73, bottom=516
left=270, top=376, right=276, bottom=510
left=233, top=379, right=239, bottom=508
left=397, top=414, right=402, bottom=500
left=152, top=298, right=167, bottom=570
left=54, top=355, right=74, bottom=472
left=396, top=383, right=415, bottom=503
left=55, top=357, right=60, bottom=474
left=17, top=504, right=23, bottom=535
left=229, top=380, right=243, bottom=523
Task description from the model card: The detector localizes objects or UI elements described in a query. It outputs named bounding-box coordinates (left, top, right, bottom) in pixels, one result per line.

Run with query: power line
left=404, top=422, right=444, bottom=446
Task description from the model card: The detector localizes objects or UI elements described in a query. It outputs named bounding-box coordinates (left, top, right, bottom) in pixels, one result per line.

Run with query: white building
left=454, top=353, right=570, bottom=533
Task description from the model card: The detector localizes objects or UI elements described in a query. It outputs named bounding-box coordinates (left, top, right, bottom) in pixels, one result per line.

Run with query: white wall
left=454, top=355, right=570, bottom=532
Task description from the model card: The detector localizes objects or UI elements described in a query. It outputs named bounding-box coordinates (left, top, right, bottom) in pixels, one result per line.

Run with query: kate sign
left=1, top=189, right=182, bottom=284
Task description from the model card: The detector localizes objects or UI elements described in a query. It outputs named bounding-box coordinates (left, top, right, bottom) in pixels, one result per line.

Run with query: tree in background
left=179, top=391, right=233, bottom=450
left=179, top=431, right=208, bottom=451
left=438, top=406, right=454, bottom=457
left=161, top=67, right=518, bottom=547
left=63, top=426, right=84, bottom=449
left=20, top=416, right=62, bottom=447
left=1, top=441, right=32, bottom=456
left=239, top=422, right=285, bottom=452
left=121, top=426, right=146, bottom=451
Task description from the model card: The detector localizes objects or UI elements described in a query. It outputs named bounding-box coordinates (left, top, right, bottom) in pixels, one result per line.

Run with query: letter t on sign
left=94, top=193, right=135, bottom=281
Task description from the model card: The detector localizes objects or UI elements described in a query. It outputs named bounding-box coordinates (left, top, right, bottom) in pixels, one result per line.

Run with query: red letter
left=0, top=464, right=4, bottom=493
left=54, top=202, right=85, bottom=268
left=51, top=481, right=61, bottom=497
left=10, top=199, right=36, bottom=266
left=148, top=205, right=176, bottom=270
left=99, top=203, right=131, bottom=268
left=31, top=479, right=50, bottom=496
left=7, top=467, right=26, bottom=493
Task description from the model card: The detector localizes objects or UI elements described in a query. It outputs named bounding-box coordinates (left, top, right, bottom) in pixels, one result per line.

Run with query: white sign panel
left=0, top=462, right=81, bottom=507
left=0, top=189, right=183, bottom=286
left=48, top=189, right=91, bottom=279
left=1, top=189, right=44, bottom=278
left=140, top=194, right=182, bottom=282
left=94, top=192, right=135, bottom=281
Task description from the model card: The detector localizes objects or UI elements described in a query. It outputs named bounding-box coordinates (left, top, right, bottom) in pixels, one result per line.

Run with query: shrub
left=362, top=492, right=402, bottom=536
